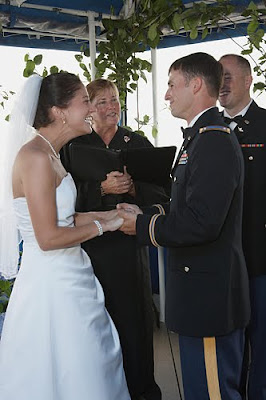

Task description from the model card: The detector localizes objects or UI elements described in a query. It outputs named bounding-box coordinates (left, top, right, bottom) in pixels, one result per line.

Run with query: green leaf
left=148, top=23, right=159, bottom=42
left=190, top=28, right=198, bottom=40
left=147, top=34, right=161, bottom=49
left=84, top=48, right=90, bottom=57
left=201, top=13, right=210, bottom=25
left=25, top=60, right=35, bottom=72
left=241, top=48, right=253, bottom=55
left=33, top=54, right=43, bottom=65
left=50, top=66, right=59, bottom=74
left=23, top=62, right=35, bottom=77
left=152, top=125, right=158, bottom=138
left=253, top=82, right=265, bottom=92
left=202, top=27, right=208, bottom=40
left=256, top=29, right=265, bottom=39
left=79, top=63, right=88, bottom=71
left=5, top=114, right=10, bottom=121
left=24, top=53, right=29, bottom=62
left=75, top=54, right=83, bottom=62
left=42, top=67, right=48, bottom=78
left=247, top=19, right=259, bottom=34
left=129, top=82, right=137, bottom=90
left=247, top=1, right=257, bottom=11
left=140, top=70, right=147, bottom=83
left=143, top=115, right=150, bottom=124
left=172, top=13, right=182, bottom=33
left=183, top=19, right=190, bottom=32
left=83, top=71, right=91, bottom=82
left=118, top=28, right=127, bottom=40
left=187, top=15, right=200, bottom=30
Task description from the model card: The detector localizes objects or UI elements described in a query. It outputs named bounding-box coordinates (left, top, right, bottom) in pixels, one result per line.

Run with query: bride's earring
left=62, top=119, right=66, bottom=125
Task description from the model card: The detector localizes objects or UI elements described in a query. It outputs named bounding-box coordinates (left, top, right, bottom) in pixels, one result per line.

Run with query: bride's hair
left=34, top=72, right=82, bottom=129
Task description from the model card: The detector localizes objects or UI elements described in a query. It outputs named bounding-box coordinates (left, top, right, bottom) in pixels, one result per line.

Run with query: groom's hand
left=117, top=203, right=142, bottom=235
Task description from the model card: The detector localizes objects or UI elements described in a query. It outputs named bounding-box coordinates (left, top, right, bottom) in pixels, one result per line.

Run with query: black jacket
left=61, top=126, right=169, bottom=210
left=137, top=107, right=250, bottom=337
left=223, top=101, right=266, bottom=278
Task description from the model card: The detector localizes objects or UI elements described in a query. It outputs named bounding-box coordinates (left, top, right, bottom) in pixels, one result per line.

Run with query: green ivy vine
left=21, top=0, right=266, bottom=109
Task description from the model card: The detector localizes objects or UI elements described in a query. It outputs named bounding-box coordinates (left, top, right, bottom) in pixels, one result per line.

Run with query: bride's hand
left=75, top=210, right=119, bottom=227
left=102, top=215, right=124, bottom=232
left=95, top=209, right=120, bottom=222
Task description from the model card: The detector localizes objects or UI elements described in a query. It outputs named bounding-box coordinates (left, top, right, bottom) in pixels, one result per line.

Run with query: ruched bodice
left=0, top=173, right=130, bottom=400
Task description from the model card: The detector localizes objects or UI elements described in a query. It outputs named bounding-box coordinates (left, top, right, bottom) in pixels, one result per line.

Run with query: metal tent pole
left=151, top=47, right=165, bottom=323
left=88, top=12, right=97, bottom=80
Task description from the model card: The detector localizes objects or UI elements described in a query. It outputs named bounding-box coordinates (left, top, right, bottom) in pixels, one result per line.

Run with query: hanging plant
left=19, top=0, right=266, bottom=130
left=78, top=0, right=265, bottom=96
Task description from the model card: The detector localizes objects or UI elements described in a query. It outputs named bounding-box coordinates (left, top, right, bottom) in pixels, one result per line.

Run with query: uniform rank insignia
left=199, top=125, right=231, bottom=134
left=178, top=150, right=188, bottom=165
left=241, top=144, right=264, bottom=148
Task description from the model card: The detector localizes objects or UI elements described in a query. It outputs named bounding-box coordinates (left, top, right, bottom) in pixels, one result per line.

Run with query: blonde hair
left=86, top=79, right=119, bottom=102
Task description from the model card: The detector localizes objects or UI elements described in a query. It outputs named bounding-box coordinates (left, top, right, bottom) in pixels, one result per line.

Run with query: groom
left=118, top=52, right=250, bottom=400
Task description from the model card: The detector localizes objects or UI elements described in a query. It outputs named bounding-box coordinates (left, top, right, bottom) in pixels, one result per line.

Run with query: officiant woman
left=61, top=79, right=168, bottom=400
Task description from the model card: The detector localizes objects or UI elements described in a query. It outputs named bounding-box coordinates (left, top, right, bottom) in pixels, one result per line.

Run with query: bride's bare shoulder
left=14, top=140, right=52, bottom=180
left=18, top=139, right=49, bottom=164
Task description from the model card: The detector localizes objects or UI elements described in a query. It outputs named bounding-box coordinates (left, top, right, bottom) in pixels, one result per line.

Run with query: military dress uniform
left=136, top=107, right=250, bottom=400
left=223, top=100, right=266, bottom=400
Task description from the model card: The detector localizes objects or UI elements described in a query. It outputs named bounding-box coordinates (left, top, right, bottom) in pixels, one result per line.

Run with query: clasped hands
left=116, top=203, right=143, bottom=235
left=75, top=203, right=142, bottom=235
left=101, top=166, right=135, bottom=196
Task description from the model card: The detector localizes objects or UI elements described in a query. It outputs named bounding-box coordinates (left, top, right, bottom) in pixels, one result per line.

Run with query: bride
left=0, top=72, right=130, bottom=400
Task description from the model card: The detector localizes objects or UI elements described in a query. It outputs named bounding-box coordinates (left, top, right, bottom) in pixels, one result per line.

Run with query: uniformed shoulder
left=257, top=106, right=266, bottom=117
left=199, top=125, right=231, bottom=134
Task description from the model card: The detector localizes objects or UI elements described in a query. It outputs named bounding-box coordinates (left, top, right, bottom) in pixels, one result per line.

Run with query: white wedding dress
left=0, top=173, right=130, bottom=400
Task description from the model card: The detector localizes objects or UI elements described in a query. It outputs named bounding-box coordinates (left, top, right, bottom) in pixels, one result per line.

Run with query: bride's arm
left=16, top=150, right=123, bottom=251
left=74, top=210, right=119, bottom=227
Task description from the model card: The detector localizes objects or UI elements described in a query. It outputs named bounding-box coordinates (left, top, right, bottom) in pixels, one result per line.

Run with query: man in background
left=219, top=54, right=266, bottom=400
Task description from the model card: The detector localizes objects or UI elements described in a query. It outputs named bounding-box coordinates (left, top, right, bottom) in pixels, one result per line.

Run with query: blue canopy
left=0, top=0, right=265, bottom=51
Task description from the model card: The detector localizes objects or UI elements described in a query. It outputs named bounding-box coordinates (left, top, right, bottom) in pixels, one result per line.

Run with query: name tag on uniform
left=178, top=151, right=188, bottom=165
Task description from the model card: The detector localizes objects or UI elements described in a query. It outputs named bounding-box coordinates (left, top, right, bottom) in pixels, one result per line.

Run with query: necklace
left=36, top=132, right=60, bottom=159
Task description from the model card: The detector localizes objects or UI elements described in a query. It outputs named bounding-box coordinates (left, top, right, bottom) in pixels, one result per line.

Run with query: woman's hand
left=101, top=166, right=134, bottom=195
left=75, top=210, right=123, bottom=232
left=75, top=209, right=121, bottom=227
left=97, top=209, right=124, bottom=231
left=101, top=214, right=124, bottom=232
